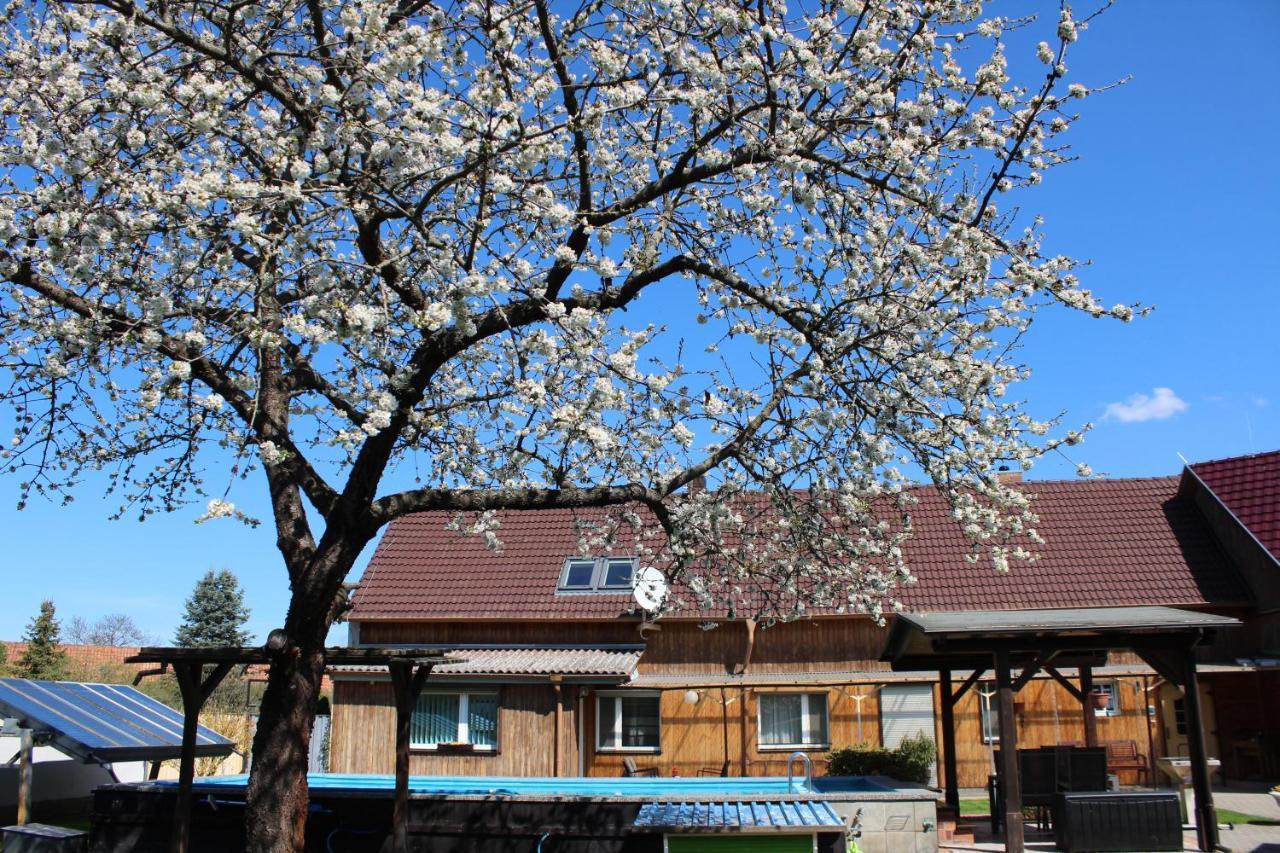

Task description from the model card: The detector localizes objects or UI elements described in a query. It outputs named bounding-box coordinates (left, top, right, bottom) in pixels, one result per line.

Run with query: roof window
left=557, top=557, right=637, bottom=593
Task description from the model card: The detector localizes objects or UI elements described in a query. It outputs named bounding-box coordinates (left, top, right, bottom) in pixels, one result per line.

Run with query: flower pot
left=1089, top=691, right=1111, bottom=711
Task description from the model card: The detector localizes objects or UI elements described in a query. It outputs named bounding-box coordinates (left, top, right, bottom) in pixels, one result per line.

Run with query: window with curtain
left=758, top=693, right=829, bottom=748
left=596, top=692, right=660, bottom=750
left=410, top=692, right=499, bottom=749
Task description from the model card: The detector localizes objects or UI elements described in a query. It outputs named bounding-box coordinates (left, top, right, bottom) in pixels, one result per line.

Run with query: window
left=597, top=692, right=660, bottom=751
left=557, top=557, right=638, bottom=593
left=1093, top=682, right=1120, bottom=717
left=411, top=692, right=498, bottom=750
left=758, top=693, right=829, bottom=749
left=601, top=557, right=636, bottom=589
left=979, top=684, right=999, bottom=743
left=560, top=559, right=597, bottom=590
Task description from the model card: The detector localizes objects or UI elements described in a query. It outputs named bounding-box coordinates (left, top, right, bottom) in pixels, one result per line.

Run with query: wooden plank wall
left=636, top=618, right=888, bottom=675
left=942, top=676, right=1160, bottom=787
left=330, top=680, right=578, bottom=776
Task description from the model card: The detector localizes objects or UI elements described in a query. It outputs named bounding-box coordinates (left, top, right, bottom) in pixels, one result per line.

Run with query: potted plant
left=1089, top=690, right=1111, bottom=711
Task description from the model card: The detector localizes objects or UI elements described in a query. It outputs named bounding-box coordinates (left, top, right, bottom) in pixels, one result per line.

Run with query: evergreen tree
left=174, top=570, right=252, bottom=647
left=0, top=640, right=8, bottom=676
left=17, top=600, right=69, bottom=680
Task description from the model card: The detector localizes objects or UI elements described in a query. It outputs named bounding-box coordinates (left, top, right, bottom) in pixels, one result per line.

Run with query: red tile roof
left=349, top=476, right=1250, bottom=620
left=1187, top=450, right=1280, bottom=564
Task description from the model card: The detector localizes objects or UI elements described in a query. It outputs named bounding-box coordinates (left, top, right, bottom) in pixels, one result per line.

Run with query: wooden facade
left=331, top=616, right=1170, bottom=788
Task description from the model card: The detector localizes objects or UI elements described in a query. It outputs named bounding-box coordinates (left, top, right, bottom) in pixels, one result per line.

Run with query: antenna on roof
left=632, top=566, right=668, bottom=613
left=1176, top=451, right=1190, bottom=466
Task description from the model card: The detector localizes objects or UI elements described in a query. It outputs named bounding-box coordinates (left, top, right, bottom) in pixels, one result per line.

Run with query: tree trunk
left=244, top=541, right=363, bottom=853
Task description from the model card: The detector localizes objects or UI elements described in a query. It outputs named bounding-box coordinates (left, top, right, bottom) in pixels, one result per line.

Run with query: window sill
left=411, top=744, right=498, bottom=755
left=596, top=747, right=661, bottom=754
left=757, top=744, right=829, bottom=752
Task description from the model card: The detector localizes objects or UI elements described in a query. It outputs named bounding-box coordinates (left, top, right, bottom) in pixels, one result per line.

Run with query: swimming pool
left=175, top=772, right=851, bottom=798
left=106, top=774, right=930, bottom=852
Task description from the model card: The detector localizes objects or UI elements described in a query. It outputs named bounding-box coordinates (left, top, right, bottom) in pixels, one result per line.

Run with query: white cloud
left=1103, top=387, right=1188, bottom=423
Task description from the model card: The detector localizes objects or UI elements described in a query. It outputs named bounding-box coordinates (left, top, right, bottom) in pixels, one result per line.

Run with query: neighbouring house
left=0, top=642, right=147, bottom=682
left=329, top=451, right=1280, bottom=788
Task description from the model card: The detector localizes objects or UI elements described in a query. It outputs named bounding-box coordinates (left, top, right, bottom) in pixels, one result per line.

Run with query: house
left=329, top=452, right=1279, bottom=787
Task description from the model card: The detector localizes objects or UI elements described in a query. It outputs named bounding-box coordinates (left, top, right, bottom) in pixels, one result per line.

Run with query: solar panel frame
left=0, top=678, right=235, bottom=762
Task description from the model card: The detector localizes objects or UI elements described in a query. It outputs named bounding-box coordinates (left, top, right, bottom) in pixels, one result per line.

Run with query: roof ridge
left=1188, top=448, right=1280, bottom=468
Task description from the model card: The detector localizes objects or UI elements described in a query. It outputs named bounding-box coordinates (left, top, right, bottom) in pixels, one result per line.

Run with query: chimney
left=688, top=475, right=708, bottom=494
left=996, top=466, right=1023, bottom=485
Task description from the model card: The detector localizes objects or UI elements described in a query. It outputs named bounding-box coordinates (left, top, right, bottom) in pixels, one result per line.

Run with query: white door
left=880, top=684, right=938, bottom=785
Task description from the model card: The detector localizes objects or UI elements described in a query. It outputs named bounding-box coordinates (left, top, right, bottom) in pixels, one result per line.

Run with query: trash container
left=1053, top=791, right=1181, bottom=852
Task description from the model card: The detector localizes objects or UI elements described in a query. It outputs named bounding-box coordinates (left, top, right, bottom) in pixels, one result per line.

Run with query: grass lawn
left=1215, top=808, right=1280, bottom=827
left=958, top=798, right=990, bottom=816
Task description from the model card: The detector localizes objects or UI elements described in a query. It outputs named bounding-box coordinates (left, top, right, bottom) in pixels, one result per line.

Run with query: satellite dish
left=632, top=566, right=668, bottom=612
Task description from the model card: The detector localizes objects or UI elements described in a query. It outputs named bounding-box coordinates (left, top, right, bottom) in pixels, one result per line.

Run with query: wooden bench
left=1104, top=740, right=1149, bottom=784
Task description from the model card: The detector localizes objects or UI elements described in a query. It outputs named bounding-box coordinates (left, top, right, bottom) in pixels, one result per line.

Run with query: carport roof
left=880, top=606, right=1240, bottom=672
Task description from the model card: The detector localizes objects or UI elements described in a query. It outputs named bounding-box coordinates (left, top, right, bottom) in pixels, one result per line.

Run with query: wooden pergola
left=879, top=606, right=1239, bottom=853
left=128, top=644, right=462, bottom=853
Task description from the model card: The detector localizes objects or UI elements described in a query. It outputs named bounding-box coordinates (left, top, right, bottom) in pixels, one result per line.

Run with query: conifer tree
left=17, top=600, right=69, bottom=680
left=0, top=640, right=8, bottom=677
left=174, top=570, right=253, bottom=648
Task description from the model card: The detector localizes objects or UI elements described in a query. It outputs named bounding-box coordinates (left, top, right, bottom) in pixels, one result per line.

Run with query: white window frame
left=595, top=690, right=661, bottom=753
left=756, top=692, right=830, bottom=751
left=557, top=556, right=638, bottom=593
left=410, top=690, right=499, bottom=751
left=1093, top=681, right=1120, bottom=717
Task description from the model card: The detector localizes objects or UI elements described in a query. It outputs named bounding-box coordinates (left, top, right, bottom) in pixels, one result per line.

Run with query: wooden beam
left=950, top=667, right=988, bottom=706
left=1182, top=654, right=1218, bottom=852
left=551, top=676, right=563, bottom=778
left=390, top=661, right=434, bottom=853
left=1044, top=666, right=1084, bottom=703
left=939, top=669, right=959, bottom=813
left=1081, top=666, right=1098, bottom=749
left=1011, top=650, right=1058, bottom=693
left=739, top=688, right=751, bottom=777
left=995, top=650, right=1023, bottom=852
left=172, top=661, right=234, bottom=853
left=16, top=728, right=32, bottom=826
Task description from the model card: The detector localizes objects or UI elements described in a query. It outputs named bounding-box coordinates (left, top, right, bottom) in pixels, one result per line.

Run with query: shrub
left=827, top=732, right=937, bottom=785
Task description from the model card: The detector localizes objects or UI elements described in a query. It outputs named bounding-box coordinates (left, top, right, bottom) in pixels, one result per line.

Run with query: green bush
left=826, top=732, right=937, bottom=785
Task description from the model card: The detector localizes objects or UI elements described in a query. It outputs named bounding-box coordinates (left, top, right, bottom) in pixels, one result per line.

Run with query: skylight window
left=557, top=557, right=638, bottom=593
left=601, top=558, right=636, bottom=589
left=560, top=559, right=597, bottom=590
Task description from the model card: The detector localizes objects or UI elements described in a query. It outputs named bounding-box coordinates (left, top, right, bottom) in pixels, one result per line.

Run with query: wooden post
left=995, top=650, right=1023, bottom=852
left=171, top=661, right=234, bottom=853
left=389, top=661, right=432, bottom=853
left=1080, top=665, right=1098, bottom=748
left=16, top=728, right=33, bottom=826
left=939, top=668, right=959, bottom=813
left=551, top=676, right=563, bottom=778
left=1182, top=655, right=1218, bottom=852
left=739, top=688, right=751, bottom=776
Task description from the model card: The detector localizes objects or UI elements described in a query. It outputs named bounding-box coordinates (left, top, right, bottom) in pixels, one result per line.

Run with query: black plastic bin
left=1053, top=791, right=1181, bottom=852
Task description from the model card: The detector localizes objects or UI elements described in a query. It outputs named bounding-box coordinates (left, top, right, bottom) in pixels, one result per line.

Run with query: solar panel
left=0, top=678, right=235, bottom=762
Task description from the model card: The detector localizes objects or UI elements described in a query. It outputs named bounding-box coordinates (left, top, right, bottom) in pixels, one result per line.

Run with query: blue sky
left=2, top=1, right=1277, bottom=643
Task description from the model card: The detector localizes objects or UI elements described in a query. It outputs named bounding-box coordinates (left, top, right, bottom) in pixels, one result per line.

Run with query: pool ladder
left=786, top=751, right=813, bottom=793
